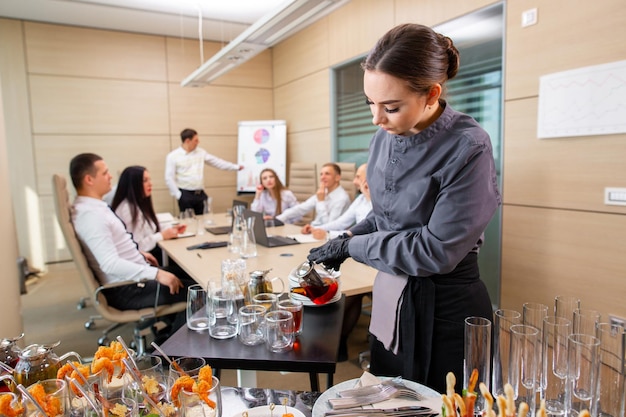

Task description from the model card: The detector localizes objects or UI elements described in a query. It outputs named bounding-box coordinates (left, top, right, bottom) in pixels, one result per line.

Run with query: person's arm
left=165, top=151, right=182, bottom=200
left=75, top=208, right=158, bottom=284
left=114, top=201, right=162, bottom=252
left=349, top=143, right=500, bottom=277
left=318, top=195, right=362, bottom=232
left=313, top=189, right=350, bottom=226
left=203, top=150, right=240, bottom=171
left=251, top=187, right=266, bottom=213
left=276, top=195, right=316, bottom=223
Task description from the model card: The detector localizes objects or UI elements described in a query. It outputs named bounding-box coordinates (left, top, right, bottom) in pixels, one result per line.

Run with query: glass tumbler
left=541, top=316, right=571, bottom=416
left=492, top=309, right=522, bottom=398
left=596, top=323, right=625, bottom=417
left=463, top=316, right=491, bottom=411
left=566, top=333, right=601, bottom=415
left=187, top=284, right=209, bottom=332
left=509, top=324, right=540, bottom=413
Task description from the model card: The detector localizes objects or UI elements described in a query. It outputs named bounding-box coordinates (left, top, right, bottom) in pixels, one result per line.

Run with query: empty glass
left=180, top=208, right=197, bottom=235
left=523, top=302, right=549, bottom=394
left=510, top=324, right=540, bottom=413
left=240, top=216, right=257, bottom=258
left=464, top=316, right=491, bottom=411
left=573, top=308, right=601, bottom=337
left=186, top=284, right=209, bottom=332
left=265, top=310, right=294, bottom=353
left=252, top=293, right=278, bottom=312
left=169, top=357, right=206, bottom=380
left=566, top=333, right=601, bottom=415
left=554, top=295, right=581, bottom=321
left=492, top=309, right=522, bottom=397
left=207, top=282, right=239, bottom=339
left=238, top=304, right=267, bottom=346
left=541, top=316, right=571, bottom=416
left=596, top=323, right=626, bottom=417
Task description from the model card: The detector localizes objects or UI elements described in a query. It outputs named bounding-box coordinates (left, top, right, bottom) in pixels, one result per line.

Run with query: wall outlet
left=521, top=8, right=538, bottom=27
left=609, top=314, right=626, bottom=330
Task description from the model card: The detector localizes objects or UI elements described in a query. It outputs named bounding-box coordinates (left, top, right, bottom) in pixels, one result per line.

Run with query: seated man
left=276, top=162, right=351, bottom=225
left=69, top=153, right=194, bottom=335
left=301, top=163, right=372, bottom=239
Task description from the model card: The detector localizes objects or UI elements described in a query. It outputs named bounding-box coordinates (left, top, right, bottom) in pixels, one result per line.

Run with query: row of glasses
left=489, top=296, right=625, bottom=417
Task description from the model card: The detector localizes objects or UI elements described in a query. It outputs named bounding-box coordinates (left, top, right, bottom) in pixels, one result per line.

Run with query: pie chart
left=253, top=128, right=270, bottom=145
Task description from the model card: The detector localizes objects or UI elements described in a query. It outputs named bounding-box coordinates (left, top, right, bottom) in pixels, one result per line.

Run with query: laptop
left=244, top=209, right=299, bottom=248
left=205, top=199, right=249, bottom=235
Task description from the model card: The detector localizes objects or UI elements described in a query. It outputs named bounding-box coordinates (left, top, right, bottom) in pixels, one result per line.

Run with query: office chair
left=51, top=174, right=186, bottom=354
left=336, top=162, right=357, bottom=201
left=287, top=162, right=317, bottom=225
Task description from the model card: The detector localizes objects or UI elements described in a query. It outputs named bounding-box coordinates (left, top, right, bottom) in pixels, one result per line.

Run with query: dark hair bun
left=441, top=35, right=459, bottom=80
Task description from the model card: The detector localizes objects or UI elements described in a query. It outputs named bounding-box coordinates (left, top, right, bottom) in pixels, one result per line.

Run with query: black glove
left=307, top=233, right=352, bottom=271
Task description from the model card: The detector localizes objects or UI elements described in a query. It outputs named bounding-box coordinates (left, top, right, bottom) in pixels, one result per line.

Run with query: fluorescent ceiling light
left=181, top=0, right=349, bottom=87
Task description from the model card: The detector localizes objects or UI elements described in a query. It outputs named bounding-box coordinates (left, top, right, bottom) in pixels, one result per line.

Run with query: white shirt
left=114, top=199, right=162, bottom=252
left=165, top=146, right=239, bottom=200
left=250, top=189, right=298, bottom=217
left=317, top=194, right=372, bottom=239
left=276, top=186, right=351, bottom=226
left=72, top=196, right=158, bottom=284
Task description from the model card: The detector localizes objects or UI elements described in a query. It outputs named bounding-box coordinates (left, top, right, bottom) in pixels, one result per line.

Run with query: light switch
left=605, top=187, right=626, bottom=206
left=522, top=8, right=538, bottom=27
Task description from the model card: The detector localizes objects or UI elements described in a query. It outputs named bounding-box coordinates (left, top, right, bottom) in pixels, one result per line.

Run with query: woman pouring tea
left=307, top=23, right=500, bottom=393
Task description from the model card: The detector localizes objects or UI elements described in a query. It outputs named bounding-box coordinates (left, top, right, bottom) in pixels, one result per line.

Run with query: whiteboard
left=237, top=120, right=287, bottom=193
left=538, top=59, right=626, bottom=138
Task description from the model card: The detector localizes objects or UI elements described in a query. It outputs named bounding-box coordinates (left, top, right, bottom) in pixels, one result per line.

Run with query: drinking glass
left=265, top=310, right=294, bottom=353
left=124, top=355, right=166, bottom=410
left=492, top=309, right=522, bottom=398
left=510, top=324, right=540, bottom=413
left=221, top=258, right=247, bottom=306
left=187, top=284, right=209, bottom=332
left=541, top=316, right=571, bottom=416
left=278, top=299, right=304, bottom=335
left=253, top=293, right=278, bottom=312
left=180, top=208, right=197, bottom=235
left=169, top=357, right=206, bottom=380
left=105, top=395, right=137, bottom=417
left=240, top=216, right=257, bottom=258
left=596, top=323, right=626, bottom=417
left=464, top=316, right=491, bottom=411
left=523, top=302, right=549, bottom=393
left=24, top=379, right=68, bottom=417
left=207, top=282, right=239, bottom=339
left=203, top=196, right=215, bottom=226
left=238, top=304, right=267, bottom=346
left=554, top=295, right=581, bottom=321
left=178, top=375, right=222, bottom=417
left=573, top=308, right=601, bottom=337
left=566, top=333, right=601, bottom=415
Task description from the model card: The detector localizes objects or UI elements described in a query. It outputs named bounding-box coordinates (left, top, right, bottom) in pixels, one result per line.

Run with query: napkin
left=354, top=372, right=442, bottom=415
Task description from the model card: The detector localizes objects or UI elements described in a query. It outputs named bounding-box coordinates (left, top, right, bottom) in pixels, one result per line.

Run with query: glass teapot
left=246, top=269, right=285, bottom=302
left=0, top=333, right=23, bottom=392
left=11, top=342, right=82, bottom=387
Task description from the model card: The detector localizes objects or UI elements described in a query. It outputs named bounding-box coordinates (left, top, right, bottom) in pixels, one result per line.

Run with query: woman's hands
left=307, top=233, right=352, bottom=271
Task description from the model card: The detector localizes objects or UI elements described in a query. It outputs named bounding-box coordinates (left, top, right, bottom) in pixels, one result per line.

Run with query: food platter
left=311, top=377, right=441, bottom=417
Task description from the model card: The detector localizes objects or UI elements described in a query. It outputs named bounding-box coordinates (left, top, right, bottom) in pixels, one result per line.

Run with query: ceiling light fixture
left=181, top=0, right=349, bottom=87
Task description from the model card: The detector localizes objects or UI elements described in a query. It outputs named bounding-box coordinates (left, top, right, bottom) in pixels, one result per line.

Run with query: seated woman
left=111, top=165, right=184, bottom=265
left=251, top=168, right=298, bottom=219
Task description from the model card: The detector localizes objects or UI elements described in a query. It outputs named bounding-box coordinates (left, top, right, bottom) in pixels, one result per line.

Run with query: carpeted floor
left=20, top=262, right=370, bottom=391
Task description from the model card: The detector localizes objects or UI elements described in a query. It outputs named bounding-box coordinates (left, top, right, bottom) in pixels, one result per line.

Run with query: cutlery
left=323, top=405, right=436, bottom=417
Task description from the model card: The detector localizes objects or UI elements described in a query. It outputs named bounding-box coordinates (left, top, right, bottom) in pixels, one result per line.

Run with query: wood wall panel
left=167, top=84, right=274, bottom=136
left=287, top=129, right=332, bottom=171
left=274, top=70, right=330, bottom=133
left=273, top=19, right=329, bottom=87
left=34, top=135, right=171, bottom=195
left=25, top=22, right=167, bottom=81
left=505, top=0, right=626, bottom=100
left=327, top=0, right=393, bottom=65
left=503, top=99, right=626, bottom=213
left=501, top=205, right=626, bottom=318
left=394, top=0, right=495, bottom=27
left=30, top=75, right=169, bottom=134
left=165, top=38, right=273, bottom=88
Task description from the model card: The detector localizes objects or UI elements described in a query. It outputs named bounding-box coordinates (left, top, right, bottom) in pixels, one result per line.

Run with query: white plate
left=233, top=405, right=305, bottom=417
left=312, top=377, right=441, bottom=417
left=176, top=231, right=196, bottom=238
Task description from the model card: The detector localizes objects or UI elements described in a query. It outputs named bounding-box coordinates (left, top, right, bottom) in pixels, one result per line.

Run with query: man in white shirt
left=70, top=153, right=193, bottom=323
left=276, top=163, right=351, bottom=225
left=165, top=128, right=244, bottom=214
left=301, top=163, right=372, bottom=239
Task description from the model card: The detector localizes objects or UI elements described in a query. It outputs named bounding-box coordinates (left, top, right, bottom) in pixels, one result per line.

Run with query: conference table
left=157, top=213, right=377, bottom=390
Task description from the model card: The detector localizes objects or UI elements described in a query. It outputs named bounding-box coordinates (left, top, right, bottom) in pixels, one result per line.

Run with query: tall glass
left=523, top=302, right=549, bottom=394
left=566, top=333, right=601, bottom=415
left=573, top=308, right=601, bottom=337
left=207, top=281, right=239, bottom=340
left=554, top=295, right=580, bottom=321
left=596, top=323, right=626, bottom=417
left=492, top=309, right=522, bottom=397
left=186, top=284, right=209, bottom=332
left=464, top=316, right=491, bottom=411
left=178, top=375, right=222, bottom=417
left=509, top=324, right=540, bottom=413
left=541, top=316, right=571, bottom=416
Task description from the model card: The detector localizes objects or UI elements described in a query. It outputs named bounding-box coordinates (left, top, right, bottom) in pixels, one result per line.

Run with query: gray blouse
left=349, top=101, right=501, bottom=277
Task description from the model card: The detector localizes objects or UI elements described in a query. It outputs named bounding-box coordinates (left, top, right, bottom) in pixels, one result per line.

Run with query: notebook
left=243, top=209, right=300, bottom=248
left=205, top=199, right=249, bottom=235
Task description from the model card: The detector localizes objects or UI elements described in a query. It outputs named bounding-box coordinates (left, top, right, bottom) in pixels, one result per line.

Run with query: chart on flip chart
left=537, top=59, right=626, bottom=139
left=237, top=120, right=287, bottom=193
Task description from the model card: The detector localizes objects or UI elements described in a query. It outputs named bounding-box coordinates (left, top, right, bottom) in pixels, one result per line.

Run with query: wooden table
left=158, top=213, right=377, bottom=297
left=157, top=213, right=377, bottom=390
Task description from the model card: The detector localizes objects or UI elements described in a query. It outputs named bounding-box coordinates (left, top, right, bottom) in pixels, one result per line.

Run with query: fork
left=329, top=386, right=399, bottom=409
left=338, top=378, right=425, bottom=402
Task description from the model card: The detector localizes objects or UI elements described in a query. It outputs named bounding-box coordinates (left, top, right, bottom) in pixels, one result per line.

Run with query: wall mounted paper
left=237, top=120, right=287, bottom=192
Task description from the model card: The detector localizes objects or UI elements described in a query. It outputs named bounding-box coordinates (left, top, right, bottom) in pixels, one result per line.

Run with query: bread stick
left=454, top=393, right=466, bottom=417
left=517, top=402, right=529, bottom=417
left=504, top=384, right=515, bottom=417
left=442, top=394, right=455, bottom=417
